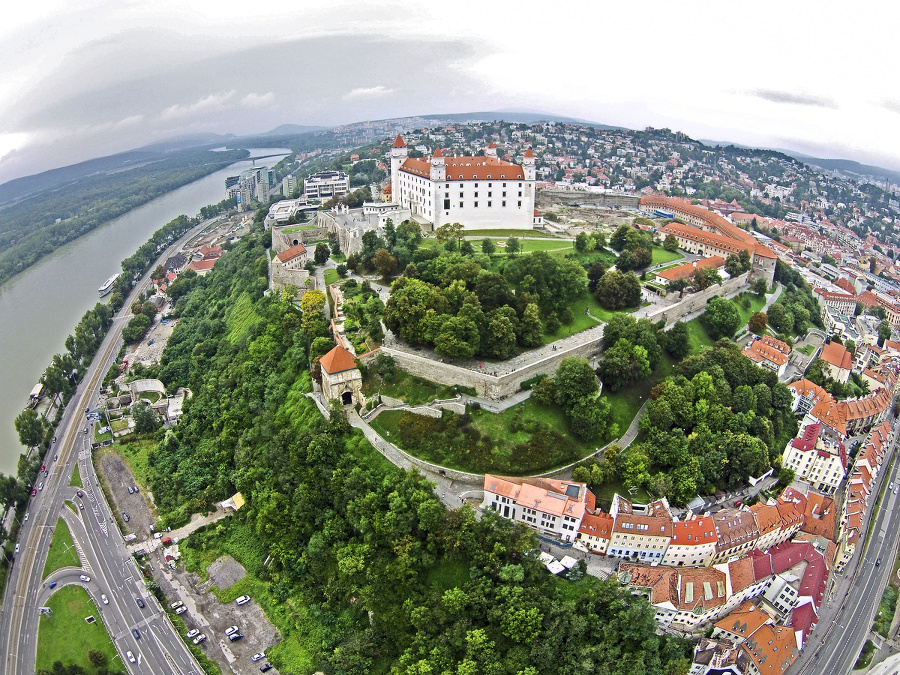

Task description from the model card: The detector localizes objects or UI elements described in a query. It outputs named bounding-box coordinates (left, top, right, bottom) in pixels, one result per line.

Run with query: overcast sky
left=2, top=0, right=899, bottom=184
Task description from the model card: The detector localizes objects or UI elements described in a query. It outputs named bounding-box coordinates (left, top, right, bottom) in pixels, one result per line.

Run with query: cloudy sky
left=2, top=0, right=899, bottom=184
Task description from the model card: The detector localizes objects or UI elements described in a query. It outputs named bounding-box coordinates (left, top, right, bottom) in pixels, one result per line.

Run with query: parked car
left=31, top=488, right=36, bottom=496
left=101, top=594, right=108, bottom=604
left=148, top=338, right=154, bottom=345
left=38, top=482, right=43, bottom=491
left=186, top=629, right=200, bottom=639
left=260, top=664, right=273, bottom=672
left=14, top=544, right=19, bottom=553
left=228, top=633, right=243, bottom=642
left=128, top=486, right=134, bottom=494
left=171, top=601, right=184, bottom=609
left=235, top=595, right=251, bottom=605
left=193, top=634, right=207, bottom=645
left=133, top=485, right=139, bottom=493
left=225, top=625, right=240, bottom=636
left=251, top=653, right=266, bottom=662
left=122, top=512, right=130, bottom=522
left=153, top=532, right=163, bottom=539
left=126, top=651, right=136, bottom=663
left=23, top=512, right=28, bottom=521
left=79, top=575, right=91, bottom=582
left=161, top=537, right=174, bottom=546
left=175, top=605, right=187, bottom=614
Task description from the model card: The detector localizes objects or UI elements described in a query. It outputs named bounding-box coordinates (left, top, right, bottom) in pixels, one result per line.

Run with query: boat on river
left=98, top=273, right=120, bottom=297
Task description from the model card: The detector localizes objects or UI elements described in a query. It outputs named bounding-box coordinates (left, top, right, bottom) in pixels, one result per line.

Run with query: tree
left=767, top=302, right=794, bottom=333
left=553, top=358, right=598, bottom=411
left=702, top=296, right=741, bottom=340
left=663, top=234, right=679, bottom=252
left=724, top=253, right=744, bottom=277
left=518, top=303, right=544, bottom=347
left=691, top=266, right=722, bottom=290
left=505, top=237, right=520, bottom=256
left=666, top=277, right=691, bottom=299
left=314, top=243, right=331, bottom=265
left=878, top=320, right=892, bottom=347
left=373, top=248, right=398, bottom=282
left=748, top=312, right=768, bottom=335
left=122, top=313, right=151, bottom=343
left=435, top=222, right=464, bottom=249
left=87, top=650, right=107, bottom=668
left=752, top=277, right=768, bottom=296
left=665, top=321, right=690, bottom=359
left=15, top=409, right=45, bottom=449
left=597, top=339, right=651, bottom=392
left=568, top=395, right=611, bottom=441
left=575, top=232, right=590, bottom=252
left=595, top=270, right=641, bottom=310
left=481, top=238, right=496, bottom=255
left=132, top=402, right=160, bottom=434
left=336, top=263, right=348, bottom=278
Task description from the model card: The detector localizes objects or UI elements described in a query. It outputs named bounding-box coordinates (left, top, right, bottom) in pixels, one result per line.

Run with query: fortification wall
left=644, top=272, right=750, bottom=326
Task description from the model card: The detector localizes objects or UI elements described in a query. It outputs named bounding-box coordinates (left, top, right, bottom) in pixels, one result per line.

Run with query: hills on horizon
left=3, top=111, right=897, bottom=208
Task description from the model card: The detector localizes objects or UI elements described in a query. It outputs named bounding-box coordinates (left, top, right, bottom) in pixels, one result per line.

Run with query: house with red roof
left=319, top=345, right=363, bottom=406
left=781, top=421, right=847, bottom=495
left=742, top=336, right=791, bottom=377
left=661, top=516, right=718, bottom=567
left=653, top=255, right=725, bottom=285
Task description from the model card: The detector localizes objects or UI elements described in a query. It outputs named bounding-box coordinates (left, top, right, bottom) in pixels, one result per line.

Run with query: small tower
left=522, top=147, right=536, bottom=181
left=485, top=141, right=498, bottom=158
left=390, top=135, right=407, bottom=205
left=430, top=147, right=446, bottom=182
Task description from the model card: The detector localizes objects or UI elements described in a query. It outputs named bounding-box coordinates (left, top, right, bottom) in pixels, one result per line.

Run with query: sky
left=2, top=0, right=900, bottom=184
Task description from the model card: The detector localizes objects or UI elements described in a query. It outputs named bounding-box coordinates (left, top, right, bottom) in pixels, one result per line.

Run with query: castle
left=390, top=135, right=539, bottom=231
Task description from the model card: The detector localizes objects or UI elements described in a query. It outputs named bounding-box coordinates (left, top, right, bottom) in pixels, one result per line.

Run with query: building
left=481, top=475, right=595, bottom=542
left=226, top=166, right=274, bottom=207
left=640, top=195, right=777, bottom=283
left=319, top=345, right=363, bottom=406
left=819, top=340, right=853, bottom=384
left=742, top=336, right=791, bottom=378
left=576, top=512, right=614, bottom=554
left=786, top=379, right=829, bottom=416
left=661, top=516, right=718, bottom=567
left=390, top=136, right=537, bottom=231
left=712, top=509, right=761, bottom=563
left=606, top=494, right=673, bottom=563
left=282, top=175, right=297, bottom=197
left=653, top=256, right=725, bottom=286
left=304, top=170, right=350, bottom=199
left=781, top=422, right=847, bottom=495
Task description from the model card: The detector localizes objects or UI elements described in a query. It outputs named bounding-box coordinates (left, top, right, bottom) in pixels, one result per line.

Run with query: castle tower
left=522, top=147, right=536, bottom=181
left=485, top=141, right=498, bottom=158
left=390, top=135, right=407, bottom=205
left=430, top=147, right=446, bottom=182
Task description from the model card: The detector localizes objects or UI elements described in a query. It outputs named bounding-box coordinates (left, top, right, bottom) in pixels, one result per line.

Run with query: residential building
left=819, top=340, right=853, bottom=384
left=653, top=256, right=724, bottom=285
left=390, top=136, right=537, bottom=231
left=606, top=494, right=673, bottom=563
left=780, top=422, right=847, bottom=495
left=576, top=512, right=613, bottom=554
left=741, top=336, right=791, bottom=378
left=481, top=475, right=594, bottom=542
left=304, top=170, right=350, bottom=199
left=661, top=516, right=718, bottom=567
left=712, top=509, right=761, bottom=563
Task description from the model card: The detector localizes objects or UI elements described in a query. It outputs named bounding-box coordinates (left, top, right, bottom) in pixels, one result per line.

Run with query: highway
left=0, top=217, right=221, bottom=674
left=788, top=420, right=900, bottom=675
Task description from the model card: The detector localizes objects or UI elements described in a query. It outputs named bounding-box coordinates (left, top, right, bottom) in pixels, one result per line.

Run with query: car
left=235, top=595, right=251, bottom=605
left=53, top=455, right=57, bottom=461
left=228, top=632, right=243, bottom=642
left=148, top=338, right=154, bottom=345
left=174, top=605, right=187, bottom=614
left=122, top=512, right=130, bottom=522
left=225, top=625, right=240, bottom=636
left=31, top=488, right=36, bottom=497
left=52, top=436, right=57, bottom=443
left=133, top=485, right=139, bottom=493
left=100, top=594, right=108, bottom=605
left=260, top=664, right=273, bottom=672
left=126, top=651, right=136, bottom=663
left=162, top=537, right=174, bottom=546
left=38, top=482, right=43, bottom=491
left=136, top=597, right=145, bottom=608
left=80, top=575, right=91, bottom=582
left=891, top=482, right=895, bottom=491
left=127, top=486, right=134, bottom=494
left=41, top=464, right=45, bottom=472
left=192, top=634, right=207, bottom=645
left=83, top=428, right=88, bottom=434
left=251, top=653, right=266, bottom=662
left=132, top=628, right=141, bottom=639
left=47, top=581, right=57, bottom=589
left=186, top=629, right=200, bottom=639
left=171, top=600, right=184, bottom=609
left=78, top=501, right=84, bottom=510
left=876, top=558, right=882, bottom=567
left=14, top=544, right=19, bottom=554
left=895, top=486, right=898, bottom=495
left=153, top=532, right=163, bottom=539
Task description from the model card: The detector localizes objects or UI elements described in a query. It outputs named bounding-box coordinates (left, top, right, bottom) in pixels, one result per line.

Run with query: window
left=518, top=201, right=522, bottom=207
left=487, top=201, right=492, bottom=207
left=503, top=182, right=507, bottom=187
left=502, top=191, right=507, bottom=197
left=460, top=202, right=464, bottom=208
left=474, top=202, right=478, bottom=208
left=518, top=191, right=522, bottom=197
left=474, top=192, right=478, bottom=198
left=475, top=183, right=479, bottom=188
left=518, top=182, right=522, bottom=187
left=488, top=191, right=492, bottom=197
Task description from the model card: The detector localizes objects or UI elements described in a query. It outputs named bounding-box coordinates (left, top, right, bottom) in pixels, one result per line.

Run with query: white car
left=14, top=544, right=19, bottom=554
left=170, top=600, right=184, bottom=610
left=79, top=575, right=91, bottom=582
left=192, top=634, right=207, bottom=645
left=23, top=512, right=28, bottom=522
left=186, top=629, right=200, bottom=639
left=251, top=652, right=266, bottom=662
left=126, top=651, right=136, bottom=664
left=100, top=594, right=108, bottom=605
left=235, top=595, right=251, bottom=605
left=225, top=625, right=239, bottom=636
left=174, top=605, right=187, bottom=615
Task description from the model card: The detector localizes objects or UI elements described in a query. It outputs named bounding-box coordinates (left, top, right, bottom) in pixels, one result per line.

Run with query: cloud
left=751, top=89, right=837, bottom=108
left=161, top=90, right=236, bottom=120
left=343, top=85, right=394, bottom=100
left=881, top=99, right=900, bottom=115
left=241, top=92, right=275, bottom=107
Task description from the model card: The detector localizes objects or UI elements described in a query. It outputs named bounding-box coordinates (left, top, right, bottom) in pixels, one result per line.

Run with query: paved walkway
left=127, top=507, right=231, bottom=555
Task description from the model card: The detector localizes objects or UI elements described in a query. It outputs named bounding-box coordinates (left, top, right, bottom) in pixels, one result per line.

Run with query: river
left=0, top=148, right=289, bottom=476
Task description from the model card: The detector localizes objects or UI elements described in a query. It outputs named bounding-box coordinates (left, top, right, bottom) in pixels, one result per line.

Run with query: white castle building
left=390, top=135, right=538, bottom=231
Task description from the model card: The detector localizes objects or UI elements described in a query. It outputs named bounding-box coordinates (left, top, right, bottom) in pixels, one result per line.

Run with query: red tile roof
left=401, top=156, right=524, bottom=181
left=276, top=243, right=307, bottom=264
left=820, top=341, right=853, bottom=371
left=656, top=255, right=725, bottom=282
left=743, top=339, right=790, bottom=367
left=320, top=345, right=358, bottom=374
left=392, top=135, right=406, bottom=148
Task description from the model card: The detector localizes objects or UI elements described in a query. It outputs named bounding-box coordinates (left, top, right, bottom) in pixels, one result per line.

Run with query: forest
left=141, top=226, right=691, bottom=674
left=0, top=147, right=247, bottom=285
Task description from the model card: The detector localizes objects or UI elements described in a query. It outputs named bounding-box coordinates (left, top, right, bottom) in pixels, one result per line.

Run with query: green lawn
left=364, top=369, right=460, bottom=406
left=541, top=294, right=634, bottom=344
left=651, top=246, right=684, bottom=266
left=94, top=428, right=113, bottom=443
left=798, top=344, right=814, bottom=356
left=70, top=465, right=83, bottom=488
left=43, top=517, right=80, bottom=577
left=462, top=228, right=555, bottom=238
left=592, top=478, right=651, bottom=510
left=685, top=317, right=716, bottom=353
left=422, top=237, right=573, bottom=253
left=110, top=419, right=129, bottom=432
left=732, top=292, right=768, bottom=326
left=323, top=268, right=339, bottom=285
left=37, top=586, right=119, bottom=674
left=282, top=224, right=317, bottom=233
left=602, top=352, right=678, bottom=439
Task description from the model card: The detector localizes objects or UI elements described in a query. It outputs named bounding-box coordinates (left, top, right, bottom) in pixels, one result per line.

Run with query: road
left=0, top=217, right=220, bottom=674
left=787, top=421, right=900, bottom=675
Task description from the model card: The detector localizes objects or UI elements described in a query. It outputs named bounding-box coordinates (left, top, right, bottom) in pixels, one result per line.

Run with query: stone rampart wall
left=644, top=272, right=750, bottom=326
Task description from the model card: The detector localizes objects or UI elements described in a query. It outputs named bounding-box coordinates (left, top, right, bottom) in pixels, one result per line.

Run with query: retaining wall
left=644, top=272, right=750, bottom=326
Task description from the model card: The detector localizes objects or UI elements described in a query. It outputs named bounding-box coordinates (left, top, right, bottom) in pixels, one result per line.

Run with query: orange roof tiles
left=319, top=345, right=358, bottom=374
left=578, top=512, right=614, bottom=540
left=276, top=243, right=307, bottom=264
left=741, top=624, right=798, bottom=674
left=820, top=341, right=853, bottom=371
left=714, top=600, right=771, bottom=638
left=656, top=255, right=725, bottom=282
left=749, top=504, right=782, bottom=535
left=400, top=155, right=524, bottom=181
left=727, top=557, right=757, bottom=594
left=743, top=339, right=790, bottom=367
left=670, top=517, right=717, bottom=544
left=392, top=135, right=406, bottom=148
